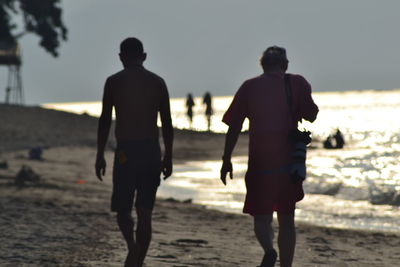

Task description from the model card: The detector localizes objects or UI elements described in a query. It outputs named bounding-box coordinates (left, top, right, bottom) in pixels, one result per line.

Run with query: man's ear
left=142, top=53, right=147, bottom=62
left=282, top=61, right=288, bottom=72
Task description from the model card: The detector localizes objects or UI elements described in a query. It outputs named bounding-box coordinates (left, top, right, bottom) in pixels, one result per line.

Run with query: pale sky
left=1, top=0, right=400, bottom=104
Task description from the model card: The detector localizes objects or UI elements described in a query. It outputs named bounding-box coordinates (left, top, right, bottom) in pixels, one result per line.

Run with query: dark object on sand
left=29, top=147, right=43, bottom=160
left=183, top=198, right=192, bottom=204
left=0, top=161, right=8, bottom=169
left=15, top=165, right=40, bottom=186
left=323, top=129, right=345, bottom=149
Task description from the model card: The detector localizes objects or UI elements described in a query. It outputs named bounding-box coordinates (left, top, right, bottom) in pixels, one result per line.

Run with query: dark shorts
left=111, top=139, right=161, bottom=212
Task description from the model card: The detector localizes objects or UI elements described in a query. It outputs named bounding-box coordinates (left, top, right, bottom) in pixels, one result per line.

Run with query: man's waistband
left=117, top=138, right=160, bottom=149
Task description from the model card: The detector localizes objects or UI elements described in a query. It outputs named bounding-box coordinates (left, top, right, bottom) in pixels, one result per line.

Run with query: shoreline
left=0, top=103, right=249, bottom=160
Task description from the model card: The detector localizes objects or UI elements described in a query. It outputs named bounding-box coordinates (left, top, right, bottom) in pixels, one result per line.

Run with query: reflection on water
left=43, top=90, right=400, bottom=232
left=43, top=90, right=400, bottom=137
left=158, top=156, right=400, bottom=233
left=158, top=157, right=247, bottom=213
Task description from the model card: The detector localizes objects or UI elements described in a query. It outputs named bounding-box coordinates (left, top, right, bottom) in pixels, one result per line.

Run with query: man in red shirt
left=96, top=38, right=173, bottom=267
left=220, top=46, right=318, bottom=267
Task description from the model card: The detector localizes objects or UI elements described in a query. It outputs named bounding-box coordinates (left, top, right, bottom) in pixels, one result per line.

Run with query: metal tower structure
left=0, top=41, right=23, bottom=104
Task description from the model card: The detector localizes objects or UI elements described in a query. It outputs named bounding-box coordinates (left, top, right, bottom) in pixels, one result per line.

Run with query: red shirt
left=223, top=72, right=319, bottom=214
left=223, top=72, right=318, bottom=170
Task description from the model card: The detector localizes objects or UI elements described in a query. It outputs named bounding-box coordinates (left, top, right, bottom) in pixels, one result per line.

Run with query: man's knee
left=117, top=211, right=133, bottom=222
left=254, top=214, right=273, bottom=229
left=254, top=214, right=273, bottom=223
left=136, top=207, right=153, bottom=224
left=277, top=213, right=295, bottom=228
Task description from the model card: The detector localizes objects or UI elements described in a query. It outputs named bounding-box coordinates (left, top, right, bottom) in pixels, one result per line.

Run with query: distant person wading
left=203, top=91, right=213, bottom=131
left=186, top=93, right=195, bottom=128
left=95, top=37, right=173, bottom=267
left=220, top=46, right=319, bottom=267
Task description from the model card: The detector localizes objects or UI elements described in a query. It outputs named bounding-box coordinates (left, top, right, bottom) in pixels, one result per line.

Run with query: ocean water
left=43, top=89, right=400, bottom=232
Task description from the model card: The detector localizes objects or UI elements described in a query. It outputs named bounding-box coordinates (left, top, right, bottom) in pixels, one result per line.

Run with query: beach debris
left=319, top=183, right=342, bottom=196
left=165, top=197, right=193, bottom=204
left=165, top=197, right=179, bottom=203
left=15, top=165, right=40, bottom=186
left=29, top=147, right=43, bottom=160
left=0, top=160, right=8, bottom=169
left=153, top=254, right=177, bottom=259
left=391, top=193, right=400, bottom=206
left=172, top=239, right=209, bottom=247
left=304, top=180, right=342, bottom=196
left=369, top=185, right=397, bottom=205
left=76, top=179, right=86, bottom=184
left=183, top=198, right=193, bottom=204
left=176, top=239, right=208, bottom=244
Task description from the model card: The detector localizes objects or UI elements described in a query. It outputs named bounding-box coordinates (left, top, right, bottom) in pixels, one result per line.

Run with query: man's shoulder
left=244, top=74, right=264, bottom=83
left=106, top=70, right=124, bottom=83
left=143, top=68, right=166, bottom=84
left=287, top=73, right=309, bottom=84
left=287, top=73, right=313, bottom=96
left=239, top=74, right=265, bottom=89
left=106, top=68, right=165, bottom=84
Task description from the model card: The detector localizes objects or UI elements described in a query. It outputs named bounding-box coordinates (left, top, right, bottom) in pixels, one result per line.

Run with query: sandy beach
left=1, top=104, right=400, bottom=267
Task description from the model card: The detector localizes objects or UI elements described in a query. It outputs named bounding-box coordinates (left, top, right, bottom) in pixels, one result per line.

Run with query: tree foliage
left=0, top=0, right=68, bottom=57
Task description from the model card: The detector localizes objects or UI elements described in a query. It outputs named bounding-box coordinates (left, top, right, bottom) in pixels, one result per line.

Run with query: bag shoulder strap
left=284, top=73, right=294, bottom=116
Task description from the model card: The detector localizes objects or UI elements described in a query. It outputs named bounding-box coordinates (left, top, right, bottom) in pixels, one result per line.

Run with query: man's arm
left=220, top=126, right=241, bottom=185
left=159, top=83, right=174, bottom=180
left=297, top=76, right=319, bottom=123
left=95, top=78, right=113, bottom=181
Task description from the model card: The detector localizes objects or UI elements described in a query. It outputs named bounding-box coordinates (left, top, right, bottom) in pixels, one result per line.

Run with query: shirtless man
left=95, top=37, right=173, bottom=267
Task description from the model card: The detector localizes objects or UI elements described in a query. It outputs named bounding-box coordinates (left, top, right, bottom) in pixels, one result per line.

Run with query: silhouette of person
left=95, top=37, right=173, bottom=267
left=220, top=46, right=318, bottom=267
left=186, top=93, right=195, bottom=127
left=323, top=129, right=345, bottom=149
left=203, top=91, right=213, bottom=131
left=333, top=129, right=345, bottom=148
left=323, top=135, right=334, bottom=149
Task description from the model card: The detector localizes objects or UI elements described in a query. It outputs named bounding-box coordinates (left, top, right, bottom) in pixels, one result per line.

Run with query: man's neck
left=123, top=62, right=143, bottom=69
left=263, top=68, right=285, bottom=74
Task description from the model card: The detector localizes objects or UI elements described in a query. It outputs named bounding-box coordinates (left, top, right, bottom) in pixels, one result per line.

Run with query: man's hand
left=220, top=159, right=233, bottom=185
left=95, top=156, right=106, bottom=181
left=161, top=155, right=173, bottom=180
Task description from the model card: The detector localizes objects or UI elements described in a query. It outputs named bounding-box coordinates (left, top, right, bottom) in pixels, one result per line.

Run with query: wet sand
left=1, top=105, right=400, bottom=266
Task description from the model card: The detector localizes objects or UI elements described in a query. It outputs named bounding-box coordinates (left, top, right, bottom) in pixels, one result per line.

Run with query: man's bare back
left=104, top=66, right=170, bottom=141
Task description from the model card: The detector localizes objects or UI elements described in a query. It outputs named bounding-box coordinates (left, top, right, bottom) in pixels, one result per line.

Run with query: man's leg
left=135, top=207, right=153, bottom=267
left=277, top=213, right=296, bottom=267
left=117, top=212, right=137, bottom=266
left=254, top=214, right=277, bottom=266
left=254, top=214, right=274, bottom=251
